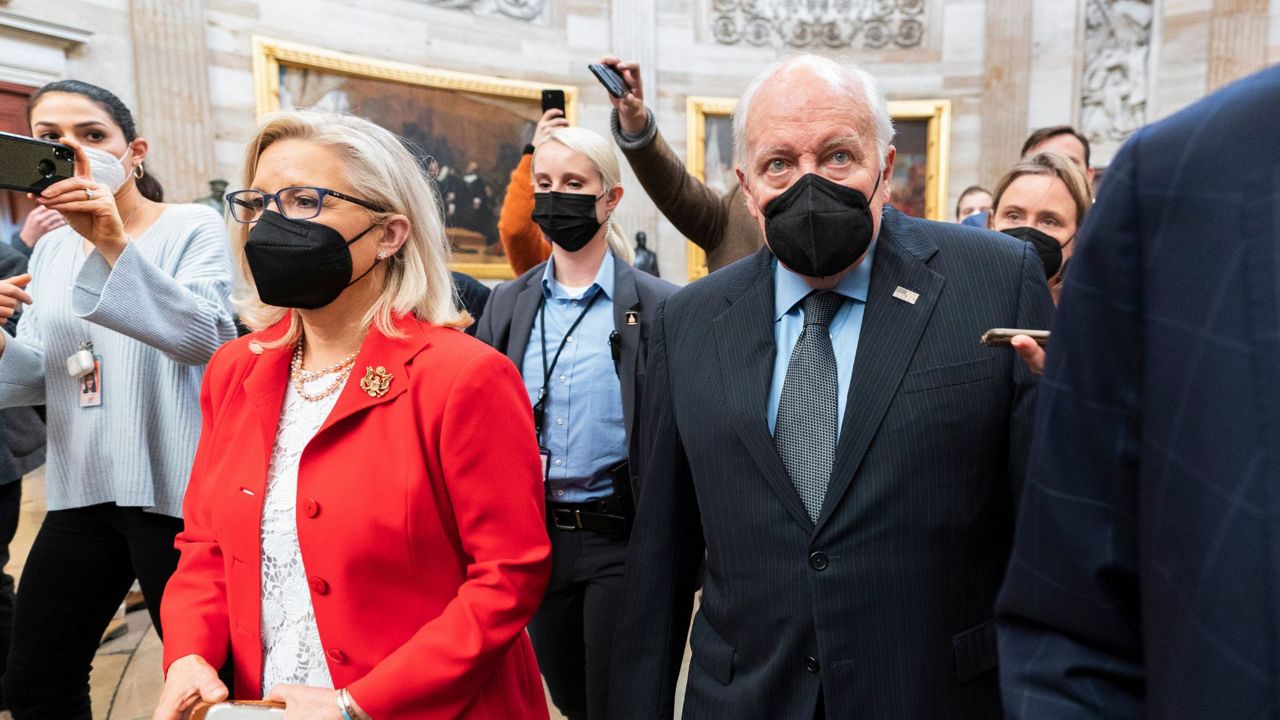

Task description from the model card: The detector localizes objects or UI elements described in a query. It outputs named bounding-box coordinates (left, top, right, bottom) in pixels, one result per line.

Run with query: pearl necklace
left=290, top=342, right=357, bottom=402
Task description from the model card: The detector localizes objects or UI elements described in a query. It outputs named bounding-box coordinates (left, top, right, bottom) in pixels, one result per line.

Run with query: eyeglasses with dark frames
left=224, top=186, right=387, bottom=224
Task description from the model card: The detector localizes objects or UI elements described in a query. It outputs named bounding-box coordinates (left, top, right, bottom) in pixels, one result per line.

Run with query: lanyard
left=533, top=289, right=603, bottom=439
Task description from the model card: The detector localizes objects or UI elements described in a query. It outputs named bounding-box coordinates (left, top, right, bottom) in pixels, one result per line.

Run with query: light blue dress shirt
left=767, top=247, right=875, bottom=440
left=521, top=252, right=627, bottom=503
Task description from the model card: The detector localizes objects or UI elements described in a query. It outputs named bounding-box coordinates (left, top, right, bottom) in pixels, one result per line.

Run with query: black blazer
left=0, top=240, right=45, bottom=483
left=474, top=253, right=677, bottom=490
left=997, top=65, right=1280, bottom=719
left=608, top=207, right=1053, bottom=719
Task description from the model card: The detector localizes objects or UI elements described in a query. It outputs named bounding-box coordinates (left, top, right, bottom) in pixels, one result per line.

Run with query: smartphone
left=981, top=328, right=1050, bottom=347
left=587, top=63, right=628, bottom=99
left=0, top=131, right=75, bottom=193
left=541, top=89, right=566, bottom=115
left=188, top=701, right=286, bottom=719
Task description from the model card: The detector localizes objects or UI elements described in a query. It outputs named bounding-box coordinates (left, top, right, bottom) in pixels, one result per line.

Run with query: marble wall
left=1, top=0, right=1276, bottom=279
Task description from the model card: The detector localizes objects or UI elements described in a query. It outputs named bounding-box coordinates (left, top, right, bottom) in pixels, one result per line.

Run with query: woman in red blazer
left=153, top=110, right=551, bottom=720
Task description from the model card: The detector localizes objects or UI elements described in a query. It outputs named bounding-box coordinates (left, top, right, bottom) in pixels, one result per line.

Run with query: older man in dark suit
left=997, top=65, right=1280, bottom=720
left=608, top=55, right=1053, bottom=720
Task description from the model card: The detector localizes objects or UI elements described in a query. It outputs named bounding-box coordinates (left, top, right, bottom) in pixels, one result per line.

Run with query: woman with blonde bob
left=154, top=110, right=552, bottom=720
left=988, top=150, right=1093, bottom=375
left=476, top=126, right=675, bottom=720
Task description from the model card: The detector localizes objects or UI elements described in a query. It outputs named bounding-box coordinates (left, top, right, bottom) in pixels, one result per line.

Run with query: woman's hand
left=30, top=136, right=127, bottom=264
left=1011, top=334, right=1046, bottom=376
left=151, top=654, right=228, bottom=720
left=598, top=55, right=647, bottom=135
left=265, top=685, right=371, bottom=720
left=0, top=274, right=32, bottom=326
left=18, top=205, right=66, bottom=249
left=533, top=109, right=569, bottom=148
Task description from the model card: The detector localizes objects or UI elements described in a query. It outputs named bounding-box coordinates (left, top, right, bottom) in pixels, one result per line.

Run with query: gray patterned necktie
left=775, top=291, right=845, bottom=523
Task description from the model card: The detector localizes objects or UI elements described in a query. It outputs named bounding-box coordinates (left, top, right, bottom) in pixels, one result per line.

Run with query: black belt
left=547, top=462, right=633, bottom=540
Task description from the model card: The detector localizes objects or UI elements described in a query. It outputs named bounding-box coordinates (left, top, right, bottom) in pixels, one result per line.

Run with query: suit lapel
left=242, top=319, right=294, bottom=478
left=816, top=211, right=946, bottom=533
left=315, top=315, right=428, bottom=438
left=613, top=263, right=642, bottom=445
left=506, top=266, right=546, bottom=372
left=714, top=250, right=815, bottom=530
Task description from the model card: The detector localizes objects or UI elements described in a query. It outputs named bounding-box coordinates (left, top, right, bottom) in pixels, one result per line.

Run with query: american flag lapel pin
left=892, top=286, right=920, bottom=305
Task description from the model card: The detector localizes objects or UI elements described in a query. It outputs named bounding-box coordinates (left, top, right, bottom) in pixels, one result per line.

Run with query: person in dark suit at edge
left=607, top=54, right=1054, bottom=720
left=997, top=64, right=1280, bottom=720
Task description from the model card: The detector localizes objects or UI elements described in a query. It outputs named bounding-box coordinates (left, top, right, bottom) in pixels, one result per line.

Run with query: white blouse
left=260, top=369, right=344, bottom=692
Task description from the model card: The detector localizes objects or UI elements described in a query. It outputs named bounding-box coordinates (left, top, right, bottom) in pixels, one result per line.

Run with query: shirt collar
left=773, top=241, right=876, bottom=322
left=542, top=250, right=615, bottom=301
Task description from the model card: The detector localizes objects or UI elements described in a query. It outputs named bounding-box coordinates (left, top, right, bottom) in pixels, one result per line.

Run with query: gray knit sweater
left=0, top=204, right=236, bottom=517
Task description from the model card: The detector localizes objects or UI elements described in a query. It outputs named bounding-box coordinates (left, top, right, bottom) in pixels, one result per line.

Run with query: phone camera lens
left=56, top=148, right=73, bottom=161
left=37, top=159, right=55, bottom=177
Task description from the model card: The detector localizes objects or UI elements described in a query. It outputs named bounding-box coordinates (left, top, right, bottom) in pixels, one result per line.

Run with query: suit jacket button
left=309, top=577, right=329, bottom=596
left=304, top=498, right=319, bottom=518
left=809, top=552, right=829, bottom=571
left=804, top=656, right=820, bottom=673
left=326, top=648, right=346, bottom=664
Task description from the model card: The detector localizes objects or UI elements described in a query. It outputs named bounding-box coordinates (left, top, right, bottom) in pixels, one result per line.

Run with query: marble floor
left=4, top=468, right=691, bottom=719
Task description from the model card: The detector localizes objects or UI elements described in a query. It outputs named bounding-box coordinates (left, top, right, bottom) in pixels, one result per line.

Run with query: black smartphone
left=541, top=89, right=566, bottom=115
left=587, top=63, right=628, bottom=99
left=0, top=131, right=75, bottom=194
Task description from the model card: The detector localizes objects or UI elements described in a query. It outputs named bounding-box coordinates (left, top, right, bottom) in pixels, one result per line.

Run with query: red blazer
left=161, top=314, right=552, bottom=719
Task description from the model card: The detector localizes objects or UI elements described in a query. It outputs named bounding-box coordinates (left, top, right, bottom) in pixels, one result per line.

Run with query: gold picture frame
left=252, top=37, right=580, bottom=279
left=684, top=96, right=951, bottom=280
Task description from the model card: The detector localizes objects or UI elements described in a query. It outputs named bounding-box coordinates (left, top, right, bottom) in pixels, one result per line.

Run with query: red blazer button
left=303, top=498, right=319, bottom=518
left=308, top=577, right=329, bottom=595
left=326, top=648, right=346, bottom=664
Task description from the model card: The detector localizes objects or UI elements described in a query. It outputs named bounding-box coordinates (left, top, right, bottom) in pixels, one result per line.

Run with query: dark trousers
left=527, top=526, right=628, bottom=720
left=2, top=503, right=182, bottom=719
left=0, top=480, right=21, bottom=706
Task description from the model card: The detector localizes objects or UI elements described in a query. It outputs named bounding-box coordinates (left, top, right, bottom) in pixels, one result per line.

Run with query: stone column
left=128, top=0, right=214, bottom=203
left=979, top=0, right=1034, bottom=186
left=1207, top=0, right=1269, bottom=90
left=609, top=0, right=661, bottom=271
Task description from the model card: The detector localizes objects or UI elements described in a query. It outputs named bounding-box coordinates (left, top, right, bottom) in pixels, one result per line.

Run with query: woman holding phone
left=154, top=110, right=551, bottom=720
left=0, top=80, right=236, bottom=717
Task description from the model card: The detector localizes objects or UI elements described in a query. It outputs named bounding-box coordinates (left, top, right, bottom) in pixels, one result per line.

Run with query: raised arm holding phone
left=0, top=80, right=235, bottom=718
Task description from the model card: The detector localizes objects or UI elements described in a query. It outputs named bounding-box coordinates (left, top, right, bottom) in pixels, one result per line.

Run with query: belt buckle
left=552, top=508, right=581, bottom=530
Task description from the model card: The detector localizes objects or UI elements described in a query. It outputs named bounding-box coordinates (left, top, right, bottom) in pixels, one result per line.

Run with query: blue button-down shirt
left=521, top=253, right=626, bottom=502
left=767, top=247, right=875, bottom=440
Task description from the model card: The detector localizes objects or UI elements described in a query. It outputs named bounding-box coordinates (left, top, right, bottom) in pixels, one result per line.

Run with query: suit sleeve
left=996, top=130, right=1147, bottom=719
left=161, top=344, right=235, bottom=674
left=614, top=113, right=730, bottom=256
left=609, top=300, right=704, bottom=720
left=497, top=153, right=551, bottom=276
left=347, top=351, right=551, bottom=718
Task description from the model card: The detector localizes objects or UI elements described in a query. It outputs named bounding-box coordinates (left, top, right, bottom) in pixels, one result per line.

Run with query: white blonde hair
left=733, top=54, right=896, bottom=169
left=231, top=110, right=468, bottom=346
left=533, top=126, right=634, bottom=265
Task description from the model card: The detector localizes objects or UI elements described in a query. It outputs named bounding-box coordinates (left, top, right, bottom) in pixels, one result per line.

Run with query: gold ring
left=85, top=188, right=94, bottom=200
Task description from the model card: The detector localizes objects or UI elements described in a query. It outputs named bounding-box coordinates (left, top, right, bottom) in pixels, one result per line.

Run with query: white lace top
left=260, top=370, right=344, bottom=692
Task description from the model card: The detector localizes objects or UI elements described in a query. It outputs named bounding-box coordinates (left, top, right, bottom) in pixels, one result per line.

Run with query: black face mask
left=764, top=172, right=881, bottom=278
left=245, top=211, right=381, bottom=310
left=1000, top=226, right=1064, bottom=279
left=532, top=191, right=605, bottom=253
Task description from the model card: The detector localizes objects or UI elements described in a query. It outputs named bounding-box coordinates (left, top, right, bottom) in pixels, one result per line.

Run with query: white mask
left=82, top=145, right=132, bottom=194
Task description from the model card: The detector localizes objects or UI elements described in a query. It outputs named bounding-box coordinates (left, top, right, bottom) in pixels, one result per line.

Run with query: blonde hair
left=231, top=110, right=468, bottom=346
left=991, top=151, right=1092, bottom=229
left=533, top=127, right=634, bottom=264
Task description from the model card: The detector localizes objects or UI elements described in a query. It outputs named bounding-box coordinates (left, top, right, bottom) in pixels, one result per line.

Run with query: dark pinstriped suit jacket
left=997, top=66, right=1280, bottom=720
left=608, top=207, right=1053, bottom=720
